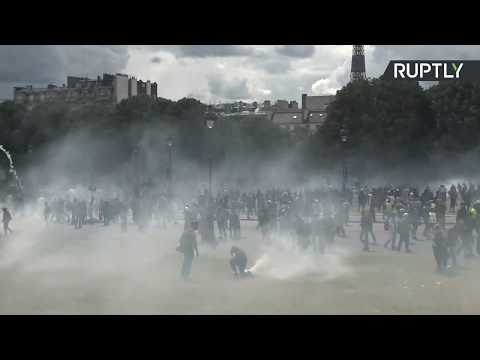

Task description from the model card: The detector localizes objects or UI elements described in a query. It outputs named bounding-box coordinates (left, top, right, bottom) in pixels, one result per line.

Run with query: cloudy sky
left=1, top=45, right=479, bottom=103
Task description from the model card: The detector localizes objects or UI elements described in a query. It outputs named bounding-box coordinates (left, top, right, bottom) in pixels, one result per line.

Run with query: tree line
left=0, top=79, right=479, bottom=188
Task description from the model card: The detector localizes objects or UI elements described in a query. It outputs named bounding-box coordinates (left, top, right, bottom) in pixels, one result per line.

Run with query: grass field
left=0, top=216, right=479, bottom=314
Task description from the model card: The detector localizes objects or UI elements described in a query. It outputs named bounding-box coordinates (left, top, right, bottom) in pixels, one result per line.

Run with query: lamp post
left=340, top=126, right=349, bottom=195
left=205, top=109, right=217, bottom=196
left=166, top=136, right=173, bottom=200
left=132, top=146, right=139, bottom=186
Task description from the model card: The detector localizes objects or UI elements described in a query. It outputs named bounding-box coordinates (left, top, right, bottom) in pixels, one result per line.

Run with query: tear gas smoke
left=248, top=234, right=353, bottom=281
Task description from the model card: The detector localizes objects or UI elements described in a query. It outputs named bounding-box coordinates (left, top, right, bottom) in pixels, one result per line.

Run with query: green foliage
left=0, top=97, right=291, bottom=179
left=306, top=78, right=477, bottom=175
left=2, top=78, right=480, bottom=182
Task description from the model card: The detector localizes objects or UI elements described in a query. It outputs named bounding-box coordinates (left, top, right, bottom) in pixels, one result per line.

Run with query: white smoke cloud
left=311, top=78, right=338, bottom=96
left=248, top=234, right=353, bottom=281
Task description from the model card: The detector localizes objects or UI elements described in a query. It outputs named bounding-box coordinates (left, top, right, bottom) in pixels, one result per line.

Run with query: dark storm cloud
left=161, top=45, right=256, bottom=58
left=0, top=45, right=130, bottom=86
left=0, top=46, right=64, bottom=83
left=151, top=56, right=163, bottom=64
left=262, top=60, right=292, bottom=74
left=207, top=74, right=251, bottom=100
left=276, top=45, right=316, bottom=58
left=246, top=57, right=292, bottom=75
left=61, top=46, right=129, bottom=78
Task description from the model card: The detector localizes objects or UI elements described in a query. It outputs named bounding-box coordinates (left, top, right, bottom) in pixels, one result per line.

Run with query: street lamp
left=131, top=146, right=143, bottom=189
left=339, top=126, right=349, bottom=194
left=204, top=110, right=218, bottom=196
left=166, top=136, right=173, bottom=200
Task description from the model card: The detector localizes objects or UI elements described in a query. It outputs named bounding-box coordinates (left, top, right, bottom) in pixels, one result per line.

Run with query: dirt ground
left=0, top=215, right=479, bottom=315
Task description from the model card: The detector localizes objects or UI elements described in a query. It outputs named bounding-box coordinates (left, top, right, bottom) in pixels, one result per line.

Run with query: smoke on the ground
left=248, top=234, right=353, bottom=281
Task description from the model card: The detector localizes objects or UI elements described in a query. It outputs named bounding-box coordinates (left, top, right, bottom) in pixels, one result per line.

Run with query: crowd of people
left=3, top=180, right=480, bottom=279
left=41, top=186, right=175, bottom=233
left=177, top=182, right=480, bottom=278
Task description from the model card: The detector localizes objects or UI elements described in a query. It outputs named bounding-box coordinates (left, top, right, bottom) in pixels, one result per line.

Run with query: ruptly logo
left=383, top=60, right=480, bottom=81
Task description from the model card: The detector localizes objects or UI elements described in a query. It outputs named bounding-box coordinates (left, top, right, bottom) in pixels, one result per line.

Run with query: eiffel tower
left=350, top=45, right=366, bottom=81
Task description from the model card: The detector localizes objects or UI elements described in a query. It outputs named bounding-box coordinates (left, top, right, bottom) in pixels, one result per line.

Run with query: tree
left=307, top=79, right=436, bottom=177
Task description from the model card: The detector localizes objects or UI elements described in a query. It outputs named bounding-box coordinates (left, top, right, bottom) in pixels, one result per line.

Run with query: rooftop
left=304, top=95, right=335, bottom=111
left=271, top=111, right=303, bottom=125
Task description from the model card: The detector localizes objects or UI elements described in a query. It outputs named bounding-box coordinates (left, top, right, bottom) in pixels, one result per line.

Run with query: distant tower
left=350, top=45, right=366, bottom=81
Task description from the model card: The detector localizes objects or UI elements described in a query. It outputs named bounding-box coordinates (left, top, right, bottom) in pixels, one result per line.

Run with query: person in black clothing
left=368, top=199, right=376, bottom=224
left=448, top=185, right=458, bottom=213
left=230, top=246, right=252, bottom=278
left=420, top=186, right=434, bottom=207
left=358, top=189, right=367, bottom=212
left=463, top=185, right=472, bottom=208
left=216, top=206, right=229, bottom=241
left=432, top=225, right=448, bottom=273
left=177, top=221, right=199, bottom=280
left=456, top=202, right=467, bottom=224
left=360, top=210, right=375, bottom=251
left=322, top=212, right=337, bottom=250
left=397, top=211, right=412, bottom=253
left=257, top=205, right=269, bottom=241
left=229, top=209, right=241, bottom=241
left=446, top=224, right=459, bottom=268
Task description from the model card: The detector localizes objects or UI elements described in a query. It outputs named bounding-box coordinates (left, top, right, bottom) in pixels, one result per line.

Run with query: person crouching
left=230, top=246, right=253, bottom=279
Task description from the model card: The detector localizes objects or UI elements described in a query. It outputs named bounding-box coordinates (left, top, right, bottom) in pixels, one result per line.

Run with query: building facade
left=129, top=77, right=138, bottom=97
left=271, top=93, right=335, bottom=134
left=13, top=73, right=158, bottom=109
left=113, top=73, right=129, bottom=104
